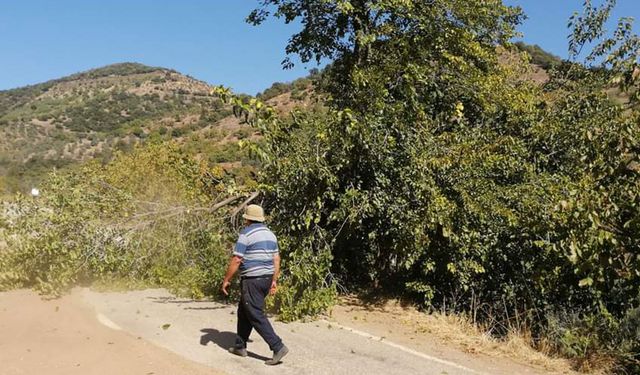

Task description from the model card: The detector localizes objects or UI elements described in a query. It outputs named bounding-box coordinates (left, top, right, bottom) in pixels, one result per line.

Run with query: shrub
left=0, top=143, right=237, bottom=298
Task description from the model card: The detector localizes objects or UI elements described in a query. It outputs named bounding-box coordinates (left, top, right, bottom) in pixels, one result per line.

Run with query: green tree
left=247, top=0, right=530, bottom=288
left=240, top=0, right=640, bottom=369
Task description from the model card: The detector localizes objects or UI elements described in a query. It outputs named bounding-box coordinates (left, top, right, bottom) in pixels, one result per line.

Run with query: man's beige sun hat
left=243, top=204, right=266, bottom=222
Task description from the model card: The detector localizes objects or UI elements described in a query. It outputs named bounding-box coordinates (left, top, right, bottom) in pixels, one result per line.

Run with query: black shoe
left=228, top=347, right=248, bottom=357
left=265, top=345, right=289, bottom=365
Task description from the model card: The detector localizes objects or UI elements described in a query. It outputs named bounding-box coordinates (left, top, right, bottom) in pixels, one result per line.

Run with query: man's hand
left=270, top=253, right=280, bottom=296
left=221, top=280, right=231, bottom=296
left=222, top=255, right=243, bottom=296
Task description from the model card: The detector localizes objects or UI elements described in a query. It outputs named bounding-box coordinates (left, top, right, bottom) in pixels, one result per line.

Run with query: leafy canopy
left=238, top=0, right=640, bottom=369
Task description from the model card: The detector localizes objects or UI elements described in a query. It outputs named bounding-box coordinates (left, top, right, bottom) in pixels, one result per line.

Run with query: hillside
left=513, top=42, right=562, bottom=69
left=0, top=63, right=218, bottom=191
left=0, top=44, right=612, bottom=196
left=0, top=63, right=314, bottom=194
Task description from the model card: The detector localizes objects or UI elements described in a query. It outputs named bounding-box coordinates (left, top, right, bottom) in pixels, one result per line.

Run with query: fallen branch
left=230, top=191, right=260, bottom=225
left=113, top=194, right=251, bottom=230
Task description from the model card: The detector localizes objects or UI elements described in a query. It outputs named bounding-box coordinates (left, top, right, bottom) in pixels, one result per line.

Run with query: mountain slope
left=0, top=62, right=318, bottom=195
left=0, top=63, right=232, bottom=192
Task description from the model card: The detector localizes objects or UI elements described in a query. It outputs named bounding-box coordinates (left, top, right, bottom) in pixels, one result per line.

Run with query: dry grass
left=332, top=297, right=613, bottom=375
left=417, top=313, right=580, bottom=373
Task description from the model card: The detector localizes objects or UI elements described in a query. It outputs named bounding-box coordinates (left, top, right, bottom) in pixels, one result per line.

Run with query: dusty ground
left=0, top=289, right=217, bottom=375
left=1, top=288, right=575, bottom=375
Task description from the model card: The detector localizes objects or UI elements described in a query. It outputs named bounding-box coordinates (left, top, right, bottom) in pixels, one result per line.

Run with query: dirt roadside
left=0, top=289, right=219, bottom=375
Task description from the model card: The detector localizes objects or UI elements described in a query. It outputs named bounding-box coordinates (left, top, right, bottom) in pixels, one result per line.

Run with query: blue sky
left=505, top=0, right=640, bottom=60
left=0, top=1, right=638, bottom=95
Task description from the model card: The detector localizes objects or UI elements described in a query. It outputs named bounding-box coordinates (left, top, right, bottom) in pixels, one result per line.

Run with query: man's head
left=242, top=204, right=265, bottom=225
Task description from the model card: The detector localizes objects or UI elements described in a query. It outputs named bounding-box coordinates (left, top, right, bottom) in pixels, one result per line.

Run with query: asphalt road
left=81, top=288, right=550, bottom=375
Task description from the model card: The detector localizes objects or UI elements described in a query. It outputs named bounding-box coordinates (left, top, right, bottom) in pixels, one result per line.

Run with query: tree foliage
left=240, top=0, right=640, bottom=370
left=0, top=143, right=239, bottom=298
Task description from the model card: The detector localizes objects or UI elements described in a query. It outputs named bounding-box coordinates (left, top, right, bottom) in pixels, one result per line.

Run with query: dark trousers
left=235, top=276, right=283, bottom=352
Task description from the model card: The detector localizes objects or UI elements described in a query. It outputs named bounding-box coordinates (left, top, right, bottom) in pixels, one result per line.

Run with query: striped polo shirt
left=233, top=223, right=279, bottom=277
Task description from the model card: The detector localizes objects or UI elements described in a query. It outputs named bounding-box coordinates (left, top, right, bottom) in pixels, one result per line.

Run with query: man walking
left=221, top=204, right=289, bottom=365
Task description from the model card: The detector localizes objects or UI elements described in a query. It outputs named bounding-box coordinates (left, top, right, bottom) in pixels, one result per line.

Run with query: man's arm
left=221, top=255, right=243, bottom=296
left=270, top=253, right=280, bottom=295
left=224, top=230, right=248, bottom=295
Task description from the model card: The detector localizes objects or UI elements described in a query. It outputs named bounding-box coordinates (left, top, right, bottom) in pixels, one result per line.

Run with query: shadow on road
left=200, top=328, right=269, bottom=361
